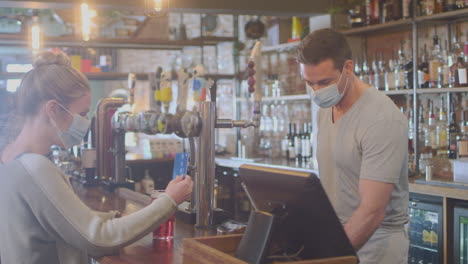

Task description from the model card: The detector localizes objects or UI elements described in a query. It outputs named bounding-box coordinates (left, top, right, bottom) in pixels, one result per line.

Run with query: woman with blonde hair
left=0, top=51, right=193, bottom=264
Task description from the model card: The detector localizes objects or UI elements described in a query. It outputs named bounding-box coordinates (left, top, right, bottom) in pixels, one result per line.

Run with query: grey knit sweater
left=0, top=153, right=177, bottom=264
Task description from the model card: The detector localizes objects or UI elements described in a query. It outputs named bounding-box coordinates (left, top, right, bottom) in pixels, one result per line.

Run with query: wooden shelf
left=417, top=87, right=468, bottom=94
left=236, top=93, right=310, bottom=102
left=261, top=41, right=301, bottom=53
left=341, top=9, right=468, bottom=36
left=414, top=8, right=468, bottom=23
left=0, top=34, right=236, bottom=50
left=384, top=89, right=415, bottom=95
left=0, top=72, right=236, bottom=81
left=341, top=18, right=413, bottom=36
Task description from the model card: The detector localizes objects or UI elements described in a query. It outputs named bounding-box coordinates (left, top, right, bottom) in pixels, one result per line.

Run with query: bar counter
left=72, top=183, right=216, bottom=264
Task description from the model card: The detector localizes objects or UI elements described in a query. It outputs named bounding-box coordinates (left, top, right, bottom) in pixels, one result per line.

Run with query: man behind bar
left=298, top=29, right=409, bottom=263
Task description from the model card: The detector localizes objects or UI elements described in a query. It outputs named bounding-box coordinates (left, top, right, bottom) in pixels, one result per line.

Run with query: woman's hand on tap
left=165, top=175, right=193, bottom=205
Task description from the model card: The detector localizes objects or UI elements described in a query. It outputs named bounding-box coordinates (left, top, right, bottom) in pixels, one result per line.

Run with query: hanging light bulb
left=145, top=0, right=169, bottom=17
left=81, top=3, right=91, bottom=41
left=31, top=15, right=41, bottom=54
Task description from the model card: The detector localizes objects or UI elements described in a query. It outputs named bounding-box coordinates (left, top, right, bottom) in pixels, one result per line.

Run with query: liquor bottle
left=349, top=5, right=365, bottom=28
left=287, top=123, right=296, bottom=160
left=369, top=55, right=376, bottom=87
left=362, top=55, right=370, bottom=84
left=448, top=104, right=460, bottom=159
left=386, top=51, right=396, bottom=91
left=308, top=123, right=313, bottom=159
left=436, top=97, right=448, bottom=157
left=429, top=33, right=443, bottom=88
left=424, top=0, right=436, bottom=15
left=419, top=105, right=428, bottom=154
left=427, top=101, right=438, bottom=156
left=371, top=0, right=381, bottom=24
left=293, top=123, right=302, bottom=161
left=438, top=40, right=452, bottom=88
left=457, top=120, right=468, bottom=159
left=365, top=0, right=372, bottom=25
left=455, top=0, right=465, bottom=9
left=405, top=54, right=414, bottom=89
left=435, top=0, right=444, bottom=13
left=457, top=56, right=468, bottom=87
left=301, top=123, right=310, bottom=162
left=418, top=45, right=430, bottom=88
left=402, top=0, right=412, bottom=18
left=381, top=0, right=390, bottom=23
left=355, top=56, right=362, bottom=77
left=372, top=53, right=381, bottom=89
left=395, top=44, right=407, bottom=89
left=392, top=0, right=402, bottom=20
left=450, top=39, right=463, bottom=87
left=378, top=53, right=387, bottom=90
left=446, top=0, right=457, bottom=10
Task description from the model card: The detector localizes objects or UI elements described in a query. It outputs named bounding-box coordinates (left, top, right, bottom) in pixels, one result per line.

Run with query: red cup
left=151, top=190, right=175, bottom=240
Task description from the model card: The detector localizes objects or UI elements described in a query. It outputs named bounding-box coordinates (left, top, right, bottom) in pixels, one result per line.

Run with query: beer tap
left=97, top=52, right=264, bottom=226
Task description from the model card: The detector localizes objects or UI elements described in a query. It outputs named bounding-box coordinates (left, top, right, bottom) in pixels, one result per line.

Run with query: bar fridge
left=408, top=193, right=444, bottom=264
left=454, top=203, right=468, bottom=264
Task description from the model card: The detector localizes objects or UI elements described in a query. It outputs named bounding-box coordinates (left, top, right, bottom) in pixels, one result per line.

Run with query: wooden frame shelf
left=0, top=34, right=236, bottom=50
left=0, top=72, right=236, bottom=81
left=341, top=18, right=413, bottom=36
left=340, top=8, right=468, bottom=36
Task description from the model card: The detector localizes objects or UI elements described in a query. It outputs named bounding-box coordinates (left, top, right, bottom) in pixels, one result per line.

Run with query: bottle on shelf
left=429, top=33, right=443, bottom=88
left=455, top=0, right=466, bottom=9
left=436, top=97, right=448, bottom=157
left=355, top=56, right=362, bottom=77
left=445, top=0, right=457, bottom=10
left=448, top=102, right=460, bottom=159
left=378, top=52, right=387, bottom=90
left=434, top=0, right=444, bottom=13
left=427, top=101, right=438, bottom=157
left=408, top=108, right=416, bottom=175
left=405, top=56, right=414, bottom=90
left=419, top=105, right=428, bottom=154
left=438, top=39, right=452, bottom=88
left=362, top=55, right=370, bottom=84
left=418, top=45, right=430, bottom=88
left=424, top=0, right=436, bottom=15
left=293, top=123, right=302, bottom=161
left=402, top=0, right=412, bottom=19
left=450, top=38, right=467, bottom=88
left=396, top=43, right=407, bottom=89
left=301, top=123, right=310, bottom=163
left=287, top=123, right=295, bottom=161
left=372, top=53, right=381, bottom=90
left=386, top=50, right=396, bottom=91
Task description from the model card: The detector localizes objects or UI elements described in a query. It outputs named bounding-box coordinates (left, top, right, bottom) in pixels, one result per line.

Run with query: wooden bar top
left=72, top=184, right=216, bottom=264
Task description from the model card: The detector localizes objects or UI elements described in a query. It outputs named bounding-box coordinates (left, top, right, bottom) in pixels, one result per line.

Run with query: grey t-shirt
left=317, top=87, right=409, bottom=228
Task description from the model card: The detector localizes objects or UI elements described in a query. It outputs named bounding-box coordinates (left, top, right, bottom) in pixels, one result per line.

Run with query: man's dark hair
left=297, top=28, right=352, bottom=70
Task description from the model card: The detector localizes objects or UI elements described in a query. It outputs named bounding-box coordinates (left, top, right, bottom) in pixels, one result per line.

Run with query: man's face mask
left=50, top=103, right=90, bottom=149
left=307, top=68, right=350, bottom=108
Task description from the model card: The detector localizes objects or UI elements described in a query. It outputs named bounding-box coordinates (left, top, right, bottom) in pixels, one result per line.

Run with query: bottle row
left=348, top=0, right=468, bottom=28
left=355, top=34, right=468, bottom=91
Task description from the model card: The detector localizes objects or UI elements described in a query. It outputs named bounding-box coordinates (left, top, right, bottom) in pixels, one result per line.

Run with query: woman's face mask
left=308, top=69, right=350, bottom=108
left=50, top=103, right=90, bottom=149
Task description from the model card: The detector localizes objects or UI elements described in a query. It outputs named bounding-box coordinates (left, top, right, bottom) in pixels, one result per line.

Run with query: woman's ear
left=345, top=59, right=354, bottom=75
left=43, top=100, right=60, bottom=124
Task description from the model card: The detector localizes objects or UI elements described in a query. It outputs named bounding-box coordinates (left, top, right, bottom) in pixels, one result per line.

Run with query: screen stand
left=235, top=210, right=276, bottom=264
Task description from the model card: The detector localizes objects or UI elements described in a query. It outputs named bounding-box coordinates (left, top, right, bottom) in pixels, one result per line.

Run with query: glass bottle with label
left=429, top=33, right=443, bottom=88
left=386, top=50, right=396, bottom=91
left=436, top=97, right=448, bottom=157
left=378, top=53, right=386, bottom=90
left=448, top=106, right=460, bottom=159
left=419, top=45, right=430, bottom=88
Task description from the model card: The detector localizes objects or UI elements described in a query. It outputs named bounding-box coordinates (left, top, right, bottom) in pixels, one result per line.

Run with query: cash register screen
left=239, top=164, right=356, bottom=261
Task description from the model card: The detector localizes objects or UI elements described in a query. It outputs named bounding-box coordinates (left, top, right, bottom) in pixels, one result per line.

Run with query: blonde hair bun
left=33, top=51, right=71, bottom=69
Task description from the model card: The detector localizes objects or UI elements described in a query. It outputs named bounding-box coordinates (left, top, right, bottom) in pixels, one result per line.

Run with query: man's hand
left=344, top=179, right=394, bottom=250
